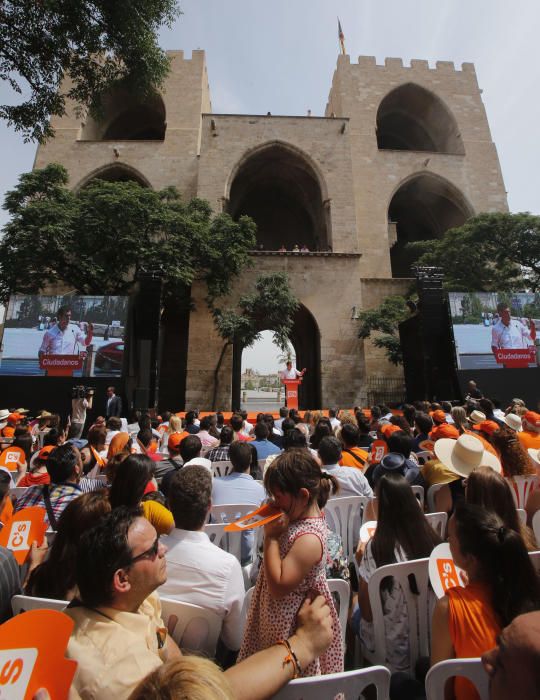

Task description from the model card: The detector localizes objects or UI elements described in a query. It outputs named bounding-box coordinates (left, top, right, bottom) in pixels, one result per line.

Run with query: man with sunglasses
left=65, top=507, right=180, bottom=699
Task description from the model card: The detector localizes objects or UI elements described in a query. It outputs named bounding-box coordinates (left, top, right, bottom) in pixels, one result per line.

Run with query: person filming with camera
left=70, top=386, right=94, bottom=439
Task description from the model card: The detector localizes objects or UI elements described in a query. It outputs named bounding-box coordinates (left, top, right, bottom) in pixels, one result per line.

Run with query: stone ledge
left=249, top=251, right=362, bottom=258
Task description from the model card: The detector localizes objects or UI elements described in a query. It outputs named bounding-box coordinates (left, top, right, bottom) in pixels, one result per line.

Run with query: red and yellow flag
left=338, top=18, right=346, bottom=55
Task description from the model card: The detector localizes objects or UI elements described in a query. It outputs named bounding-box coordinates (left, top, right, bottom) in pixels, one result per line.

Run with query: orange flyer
left=436, top=558, right=460, bottom=593
left=0, top=609, right=77, bottom=699
left=224, top=503, right=282, bottom=531
left=0, top=507, right=47, bottom=565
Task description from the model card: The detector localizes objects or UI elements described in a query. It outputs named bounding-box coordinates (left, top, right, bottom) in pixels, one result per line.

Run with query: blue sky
left=1, top=0, right=539, bottom=371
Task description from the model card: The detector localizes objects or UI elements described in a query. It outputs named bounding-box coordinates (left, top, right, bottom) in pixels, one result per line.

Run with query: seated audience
left=26, top=490, right=111, bottom=600
left=81, top=425, right=107, bottom=473
left=137, top=428, right=163, bottom=462
left=338, top=423, right=369, bottom=470
left=184, top=410, right=200, bottom=435
left=489, top=423, right=535, bottom=478
left=105, top=416, right=122, bottom=446
left=197, top=415, right=220, bottom=447
left=154, top=432, right=184, bottom=488
left=251, top=422, right=281, bottom=460
left=319, top=436, right=372, bottom=498
left=430, top=410, right=459, bottom=440
left=159, top=466, right=245, bottom=652
left=517, top=411, right=540, bottom=451
left=179, top=434, right=211, bottom=471
left=230, top=413, right=251, bottom=441
left=207, top=425, right=234, bottom=462
left=17, top=445, right=52, bottom=487
left=412, top=412, right=433, bottom=452
left=431, top=502, right=540, bottom=700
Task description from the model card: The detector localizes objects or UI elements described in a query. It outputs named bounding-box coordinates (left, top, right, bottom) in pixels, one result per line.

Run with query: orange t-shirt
left=339, top=446, right=369, bottom=470
left=517, top=429, right=540, bottom=451
left=447, top=582, right=500, bottom=700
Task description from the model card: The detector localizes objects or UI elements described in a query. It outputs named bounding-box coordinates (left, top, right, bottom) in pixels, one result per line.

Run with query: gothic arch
left=73, top=163, right=152, bottom=191
left=227, top=141, right=330, bottom=251
left=377, top=83, right=465, bottom=154
left=387, top=172, right=474, bottom=277
left=80, top=89, right=166, bottom=141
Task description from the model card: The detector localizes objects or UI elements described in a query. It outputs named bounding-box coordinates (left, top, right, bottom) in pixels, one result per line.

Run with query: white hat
left=434, top=433, right=502, bottom=478
left=503, top=413, right=522, bottom=432
left=0, top=409, right=9, bottom=422
left=468, top=410, right=486, bottom=425
left=15, top=408, right=29, bottom=414
left=527, top=448, right=540, bottom=467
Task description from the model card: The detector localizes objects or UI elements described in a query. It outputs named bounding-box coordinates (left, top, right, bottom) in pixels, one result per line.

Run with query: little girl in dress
left=238, top=450, right=343, bottom=676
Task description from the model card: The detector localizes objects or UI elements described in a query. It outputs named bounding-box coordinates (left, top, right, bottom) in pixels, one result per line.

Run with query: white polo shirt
left=323, top=462, right=374, bottom=499
left=492, top=319, right=531, bottom=349
left=39, top=323, right=87, bottom=354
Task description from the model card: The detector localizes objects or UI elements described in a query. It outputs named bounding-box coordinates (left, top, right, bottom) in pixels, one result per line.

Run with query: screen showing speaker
left=0, top=294, right=129, bottom=377
left=448, top=292, right=540, bottom=370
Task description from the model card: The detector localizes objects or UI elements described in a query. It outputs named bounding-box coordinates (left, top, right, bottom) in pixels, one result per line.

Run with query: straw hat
left=503, top=413, right=522, bottom=432
left=434, top=433, right=502, bottom=478
left=0, top=409, right=9, bottom=422
left=15, top=408, right=29, bottom=414
left=468, top=410, right=486, bottom=425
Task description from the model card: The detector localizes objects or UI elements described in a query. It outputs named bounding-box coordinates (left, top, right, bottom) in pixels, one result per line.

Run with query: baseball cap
left=472, top=420, right=500, bottom=436
left=7, top=413, right=21, bottom=424
left=168, top=432, right=186, bottom=450
left=523, top=411, right=540, bottom=428
left=432, top=410, right=446, bottom=425
left=38, top=445, right=55, bottom=461
left=380, top=424, right=401, bottom=438
left=431, top=424, right=460, bottom=440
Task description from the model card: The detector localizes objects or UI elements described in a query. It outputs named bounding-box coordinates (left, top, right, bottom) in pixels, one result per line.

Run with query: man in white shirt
left=159, top=465, right=245, bottom=652
left=318, top=436, right=373, bottom=498
left=38, top=305, right=93, bottom=357
left=491, top=302, right=532, bottom=353
left=328, top=408, right=341, bottom=432
left=280, top=360, right=305, bottom=381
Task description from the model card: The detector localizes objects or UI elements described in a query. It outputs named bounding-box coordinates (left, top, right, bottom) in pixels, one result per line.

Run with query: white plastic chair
left=160, top=597, right=222, bottom=657
left=325, top=496, right=371, bottom=562
left=532, top=510, right=540, bottom=547
left=530, top=549, right=540, bottom=574
left=239, top=585, right=255, bottom=640
left=425, top=658, right=489, bottom=700
left=415, top=450, right=434, bottom=465
left=12, top=595, right=68, bottom=615
left=212, top=461, right=233, bottom=478
left=365, top=558, right=431, bottom=672
left=425, top=512, right=448, bottom=539
left=517, top=508, right=527, bottom=526
left=427, top=483, right=446, bottom=513
left=271, top=665, right=391, bottom=700
left=204, top=522, right=242, bottom=563
left=411, top=485, right=425, bottom=510
left=210, top=503, right=254, bottom=525
left=506, top=475, right=538, bottom=509
left=327, top=578, right=349, bottom=647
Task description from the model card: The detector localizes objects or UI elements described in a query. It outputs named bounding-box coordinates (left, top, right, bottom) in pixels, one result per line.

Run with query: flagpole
left=337, top=17, right=346, bottom=55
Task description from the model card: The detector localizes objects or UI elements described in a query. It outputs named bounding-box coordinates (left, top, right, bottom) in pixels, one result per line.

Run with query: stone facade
left=33, top=50, right=508, bottom=408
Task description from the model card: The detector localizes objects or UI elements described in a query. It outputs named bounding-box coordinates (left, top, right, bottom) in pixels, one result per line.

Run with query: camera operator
left=70, top=386, right=94, bottom=439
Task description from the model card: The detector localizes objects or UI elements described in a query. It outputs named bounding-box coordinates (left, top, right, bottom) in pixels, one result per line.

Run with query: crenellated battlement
left=351, top=54, right=476, bottom=75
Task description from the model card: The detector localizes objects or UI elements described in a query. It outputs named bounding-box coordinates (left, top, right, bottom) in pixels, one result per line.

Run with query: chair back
left=425, top=512, right=448, bottom=539
left=507, top=475, right=538, bottom=509
left=325, top=496, right=371, bottom=562
left=530, top=549, right=540, bottom=574
left=12, top=594, right=68, bottom=615
left=411, top=485, right=425, bottom=509
left=425, top=658, right=488, bottom=700
left=271, top=666, right=391, bottom=700
left=160, top=597, right=222, bottom=657
left=327, top=578, right=349, bottom=647
left=204, top=522, right=242, bottom=563
left=427, top=483, right=446, bottom=513
left=366, top=558, right=431, bottom=671
left=211, top=503, right=254, bottom=525
left=532, top=510, right=540, bottom=548
left=239, top=585, right=255, bottom=640
left=212, top=461, right=233, bottom=478
left=517, top=508, right=527, bottom=526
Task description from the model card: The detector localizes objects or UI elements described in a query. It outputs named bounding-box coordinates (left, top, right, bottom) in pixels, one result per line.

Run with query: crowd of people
left=0, top=387, right=540, bottom=699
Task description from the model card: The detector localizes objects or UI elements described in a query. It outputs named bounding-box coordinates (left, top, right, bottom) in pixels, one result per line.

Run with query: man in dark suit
left=106, top=386, right=122, bottom=418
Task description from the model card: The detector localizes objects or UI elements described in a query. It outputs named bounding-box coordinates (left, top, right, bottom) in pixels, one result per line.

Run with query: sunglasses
left=126, top=537, right=160, bottom=566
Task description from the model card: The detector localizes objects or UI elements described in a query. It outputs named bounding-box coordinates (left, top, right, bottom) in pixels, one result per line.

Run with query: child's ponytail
left=264, top=450, right=339, bottom=509
left=318, top=471, right=339, bottom=508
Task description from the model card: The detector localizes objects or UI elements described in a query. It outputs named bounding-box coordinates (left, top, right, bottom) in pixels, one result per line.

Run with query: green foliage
left=0, top=163, right=256, bottom=304
left=0, top=0, right=179, bottom=141
left=357, top=295, right=412, bottom=365
left=407, top=212, right=540, bottom=292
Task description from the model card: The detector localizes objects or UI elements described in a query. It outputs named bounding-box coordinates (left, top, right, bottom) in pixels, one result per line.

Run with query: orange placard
left=224, top=503, right=282, bottom=531
left=418, top=440, right=435, bottom=454
left=0, top=609, right=77, bottom=699
left=436, top=558, right=461, bottom=593
left=0, top=507, right=47, bottom=565
left=0, top=447, right=25, bottom=472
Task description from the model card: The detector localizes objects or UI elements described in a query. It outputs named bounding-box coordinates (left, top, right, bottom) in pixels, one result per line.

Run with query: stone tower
left=33, top=50, right=508, bottom=409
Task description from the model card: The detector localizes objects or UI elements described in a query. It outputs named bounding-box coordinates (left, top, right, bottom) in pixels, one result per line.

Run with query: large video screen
left=449, top=292, right=540, bottom=370
left=0, top=295, right=128, bottom=377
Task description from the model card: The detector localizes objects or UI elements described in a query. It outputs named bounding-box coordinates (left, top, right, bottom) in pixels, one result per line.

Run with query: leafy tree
left=0, top=0, right=179, bottom=141
left=211, top=273, right=299, bottom=407
left=0, top=164, right=256, bottom=305
left=357, top=295, right=413, bottom=365
left=407, top=212, right=540, bottom=292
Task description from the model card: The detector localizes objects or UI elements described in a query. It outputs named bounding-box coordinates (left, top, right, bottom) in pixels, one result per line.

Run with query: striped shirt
left=13, top=480, right=100, bottom=526
left=206, top=445, right=231, bottom=462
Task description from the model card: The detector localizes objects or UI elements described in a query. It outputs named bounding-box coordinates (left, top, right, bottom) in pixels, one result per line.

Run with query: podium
left=282, top=378, right=302, bottom=410
left=39, top=353, right=85, bottom=377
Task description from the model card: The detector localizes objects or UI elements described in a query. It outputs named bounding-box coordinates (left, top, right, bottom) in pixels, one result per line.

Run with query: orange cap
left=7, top=413, right=21, bottom=425
left=430, top=424, right=460, bottom=440
left=37, top=445, right=55, bottom=461
left=523, top=411, right=540, bottom=428
left=168, top=432, right=187, bottom=450
left=432, top=410, right=446, bottom=425
left=381, top=424, right=401, bottom=438
left=472, top=420, right=500, bottom=436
